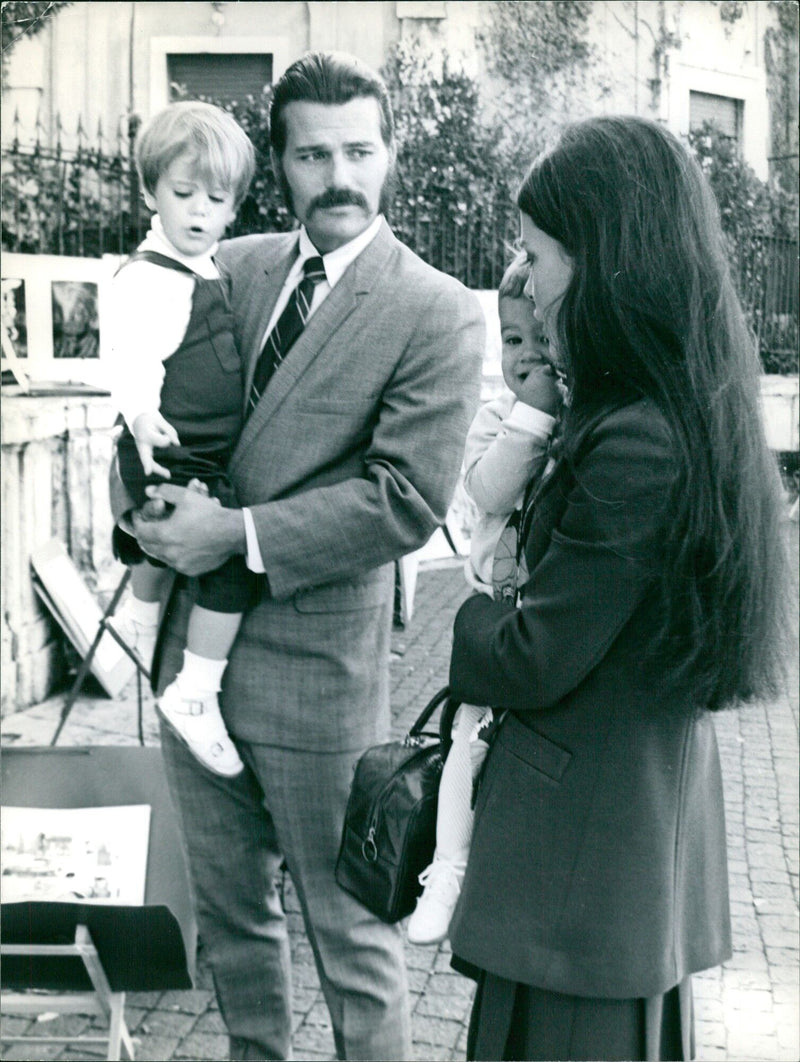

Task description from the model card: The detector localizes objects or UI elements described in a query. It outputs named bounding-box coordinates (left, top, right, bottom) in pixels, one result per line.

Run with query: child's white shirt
left=463, top=388, right=556, bottom=595
left=107, top=215, right=221, bottom=430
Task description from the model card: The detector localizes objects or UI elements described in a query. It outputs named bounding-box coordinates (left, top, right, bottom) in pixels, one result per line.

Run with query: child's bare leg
left=186, top=605, right=241, bottom=661
left=130, top=560, right=170, bottom=602
left=158, top=606, right=245, bottom=777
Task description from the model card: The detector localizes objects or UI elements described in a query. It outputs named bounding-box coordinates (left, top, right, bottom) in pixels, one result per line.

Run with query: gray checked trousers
left=160, top=724, right=412, bottom=1061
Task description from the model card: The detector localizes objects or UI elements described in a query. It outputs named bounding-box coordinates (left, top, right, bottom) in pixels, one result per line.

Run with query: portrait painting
left=51, top=280, right=100, bottom=360
left=1, top=277, right=27, bottom=359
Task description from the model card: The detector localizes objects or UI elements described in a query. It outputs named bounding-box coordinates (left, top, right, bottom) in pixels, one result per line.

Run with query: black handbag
left=335, top=686, right=460, bottom=923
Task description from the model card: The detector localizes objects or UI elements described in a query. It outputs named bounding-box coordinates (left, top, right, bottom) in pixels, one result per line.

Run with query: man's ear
left=142, top=187, right=157, bottom=213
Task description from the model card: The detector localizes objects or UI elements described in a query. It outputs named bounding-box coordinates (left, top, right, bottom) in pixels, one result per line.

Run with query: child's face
left=499, top=295, right=552, bottom=396
left=144, top=151, right=237, bottom=257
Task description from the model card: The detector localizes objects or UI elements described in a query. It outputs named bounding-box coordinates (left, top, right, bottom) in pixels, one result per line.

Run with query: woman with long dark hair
left=447, top=115, right=790, bottom=1060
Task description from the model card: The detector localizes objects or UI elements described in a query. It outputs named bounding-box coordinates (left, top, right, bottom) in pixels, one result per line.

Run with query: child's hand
left=132, top=412, right=180, bottom=478
left=512, top=363, right=561, bottom=417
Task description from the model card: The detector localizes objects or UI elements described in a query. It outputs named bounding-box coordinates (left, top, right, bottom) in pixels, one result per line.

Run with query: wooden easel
left=51, top=565, right=150, bottom=746
left=1, top=924, right=135, bottom=1060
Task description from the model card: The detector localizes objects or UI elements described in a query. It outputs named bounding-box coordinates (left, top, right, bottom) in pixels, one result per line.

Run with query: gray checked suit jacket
left=152, top=220, right=485, bottom=752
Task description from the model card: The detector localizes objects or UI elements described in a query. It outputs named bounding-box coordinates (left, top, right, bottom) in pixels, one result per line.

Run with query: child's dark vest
left=115, top=250, right=244, bottom=505
left=125, top=249, right=243, bottom=459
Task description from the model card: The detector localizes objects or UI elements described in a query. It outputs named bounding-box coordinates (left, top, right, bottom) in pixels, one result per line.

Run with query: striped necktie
left=248, top=255, right=327, bottom=415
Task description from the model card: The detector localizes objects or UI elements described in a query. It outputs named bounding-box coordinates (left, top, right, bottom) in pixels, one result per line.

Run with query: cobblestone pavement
left=2, top=521, right=797, bottom=1061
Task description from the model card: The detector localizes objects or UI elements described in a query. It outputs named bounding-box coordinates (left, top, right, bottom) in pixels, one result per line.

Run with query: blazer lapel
left=240, top=242, right=298, bottom=403
left=233, top=222, right=397, bottom=463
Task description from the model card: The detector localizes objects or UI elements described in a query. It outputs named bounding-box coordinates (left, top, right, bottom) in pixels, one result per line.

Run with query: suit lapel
left=240, top=239, right=298, bottom=402
left=233, top=222, right=398, bottom=464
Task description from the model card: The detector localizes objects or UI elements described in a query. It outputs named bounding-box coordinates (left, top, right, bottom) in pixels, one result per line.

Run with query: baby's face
left=499, top=295, right=552, bottom=394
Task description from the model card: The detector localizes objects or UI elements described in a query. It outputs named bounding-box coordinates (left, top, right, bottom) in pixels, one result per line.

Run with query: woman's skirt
left=467, top=970, right=694, bottom=1061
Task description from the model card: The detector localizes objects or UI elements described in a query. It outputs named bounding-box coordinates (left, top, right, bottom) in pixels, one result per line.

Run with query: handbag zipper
left=360, top=744, right=438, bottom=864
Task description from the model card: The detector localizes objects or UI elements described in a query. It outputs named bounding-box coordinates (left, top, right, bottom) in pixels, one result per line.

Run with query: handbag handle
left=406, top=686, right=461, bottom=758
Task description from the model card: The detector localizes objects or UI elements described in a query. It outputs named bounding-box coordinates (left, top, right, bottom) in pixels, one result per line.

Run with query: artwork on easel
left=30, top=540, right=137, bottom=697
left=0, top=804, right=151, bottom=905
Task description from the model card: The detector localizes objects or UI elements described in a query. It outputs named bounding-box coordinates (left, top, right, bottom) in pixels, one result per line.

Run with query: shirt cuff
left=505, top=401, right=557, bottom=438
left=242, top=507, right=266, bottom=573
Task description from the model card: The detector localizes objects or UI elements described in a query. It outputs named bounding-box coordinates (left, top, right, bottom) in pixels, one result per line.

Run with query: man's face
left=276, top=97, right=394, bottom=253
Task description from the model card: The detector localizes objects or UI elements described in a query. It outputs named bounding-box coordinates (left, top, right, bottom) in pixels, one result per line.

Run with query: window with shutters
left=690, top=90, right=743, bottom=145
left=167, top=53, right=272, bottom=104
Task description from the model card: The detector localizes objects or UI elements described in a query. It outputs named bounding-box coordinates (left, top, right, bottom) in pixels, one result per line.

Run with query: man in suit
left=127, top=51, right=485, bottom=1061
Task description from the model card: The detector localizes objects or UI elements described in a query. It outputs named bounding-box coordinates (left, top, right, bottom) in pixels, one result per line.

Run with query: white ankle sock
left=125, top=596, right=160, bottom=627
left=176, top=650, right=227, bottom=698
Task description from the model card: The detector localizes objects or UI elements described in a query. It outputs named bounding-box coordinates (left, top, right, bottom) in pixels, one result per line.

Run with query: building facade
left=2, top=1, right=795, bottom=183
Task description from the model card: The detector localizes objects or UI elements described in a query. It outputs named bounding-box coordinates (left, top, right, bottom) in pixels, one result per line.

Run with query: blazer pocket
left=497, top=714, right=572, bottom=784
left=293, top=572, right=390, bottom=614
left=208, top=315, right=241, bottom=373
left=298, top=395, right=379, bottom=414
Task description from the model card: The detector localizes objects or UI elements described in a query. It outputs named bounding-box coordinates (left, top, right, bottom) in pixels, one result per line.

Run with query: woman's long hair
left=518, top=115, right=789, bottom=710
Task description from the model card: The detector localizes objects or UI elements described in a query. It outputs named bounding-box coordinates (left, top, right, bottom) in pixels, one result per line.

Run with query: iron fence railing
left=2, top=119, right=797, bottom=369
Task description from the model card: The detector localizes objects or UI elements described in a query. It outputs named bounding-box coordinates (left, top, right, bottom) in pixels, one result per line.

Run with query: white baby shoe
left=406, top=856, right=465, bottom=945
left=157, top=680, right=244, bottom=777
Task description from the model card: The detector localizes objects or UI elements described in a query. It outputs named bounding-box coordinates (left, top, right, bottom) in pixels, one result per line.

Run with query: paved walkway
left=1, top=521, right=798, bottom=1061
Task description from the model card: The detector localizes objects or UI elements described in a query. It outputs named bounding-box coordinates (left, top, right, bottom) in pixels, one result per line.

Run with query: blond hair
left=136, top=101, right=256, bottom=207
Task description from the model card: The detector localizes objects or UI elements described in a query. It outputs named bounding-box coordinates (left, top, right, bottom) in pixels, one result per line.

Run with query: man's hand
left=132, top=411, right=181, bottom=477
left=131, top=483, right=246, bottom=576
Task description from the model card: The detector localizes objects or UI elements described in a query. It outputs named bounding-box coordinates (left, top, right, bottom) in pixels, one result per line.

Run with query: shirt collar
left=141, top=215, right=220, bottom=278
left=296, top=215, right=383, bottom=288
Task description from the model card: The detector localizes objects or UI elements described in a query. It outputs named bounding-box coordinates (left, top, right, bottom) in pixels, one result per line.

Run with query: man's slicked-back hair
left=269, top=51, right=395, bottom=156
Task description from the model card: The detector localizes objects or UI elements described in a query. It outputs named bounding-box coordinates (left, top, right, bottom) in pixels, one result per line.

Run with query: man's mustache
left=310, top=188, right=369, bottom=213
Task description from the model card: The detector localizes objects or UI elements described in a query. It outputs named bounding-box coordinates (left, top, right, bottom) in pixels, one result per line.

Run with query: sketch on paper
left=1, top=804, right=151, bottom=905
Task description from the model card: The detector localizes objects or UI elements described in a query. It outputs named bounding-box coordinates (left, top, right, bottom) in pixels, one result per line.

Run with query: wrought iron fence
left=1, top=112, right=146, bottom=258
left=733, top=233, right=799, bottom=374
left=2, top=117, right=797, bottom=369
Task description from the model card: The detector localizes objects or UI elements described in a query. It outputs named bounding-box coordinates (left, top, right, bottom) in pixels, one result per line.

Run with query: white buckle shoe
left=157, top=680, right=244, bottom=777
left=107, top=612, right=157, bottom=672
left=406, top=856, right=464, bottom=945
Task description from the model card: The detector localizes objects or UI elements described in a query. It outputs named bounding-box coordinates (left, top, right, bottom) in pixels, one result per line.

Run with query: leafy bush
left=381, top=41, right=519, bottom=287
left=689, top=123, right=799, bottom=375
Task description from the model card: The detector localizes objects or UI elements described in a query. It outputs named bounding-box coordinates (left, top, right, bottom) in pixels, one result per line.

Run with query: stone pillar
left=1, top=391, right=123, bottom=714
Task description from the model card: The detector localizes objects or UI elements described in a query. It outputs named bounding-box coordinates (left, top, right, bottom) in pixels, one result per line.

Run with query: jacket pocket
left=298, top=395, right=379, bottom=415
left=293, top=570, right=391, bottom=614
left=208, top=315, right=241, bottom=373
left=497, top=713, right=572, bottom=783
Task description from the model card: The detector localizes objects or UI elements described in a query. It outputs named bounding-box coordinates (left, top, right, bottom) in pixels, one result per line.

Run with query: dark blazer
left=448, top=399, right=732, bottom=999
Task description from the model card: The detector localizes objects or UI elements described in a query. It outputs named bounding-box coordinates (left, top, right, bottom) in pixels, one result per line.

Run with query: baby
left=408, top=252, right=561, bottom=944
left=108, top=101, right=256, bottom=778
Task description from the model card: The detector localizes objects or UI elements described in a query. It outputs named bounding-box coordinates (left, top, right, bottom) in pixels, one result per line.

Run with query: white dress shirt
left=242, top=216, right=384, bottom=572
